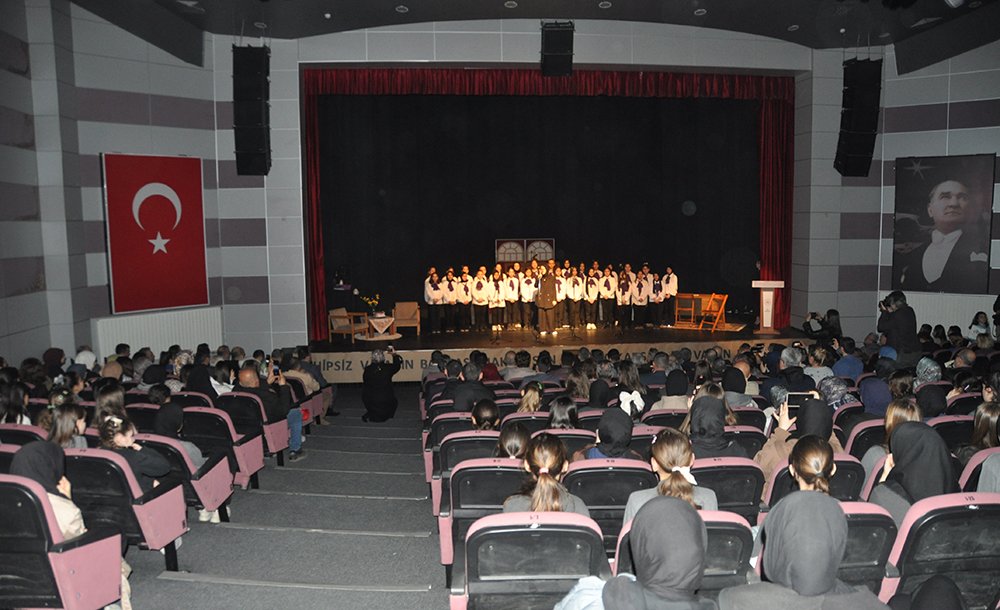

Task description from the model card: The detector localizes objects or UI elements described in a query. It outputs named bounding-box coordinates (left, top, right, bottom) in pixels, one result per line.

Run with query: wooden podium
left=752, top=280, right=784, bottom=335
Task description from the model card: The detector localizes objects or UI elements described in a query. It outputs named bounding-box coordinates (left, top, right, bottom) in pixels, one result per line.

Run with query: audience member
left=956, top=400, right=999, bottom=465
left=760, top=347, right=815, bottom=405
left=689, top=396, right=746, bottom=459
left=869, top=421, right=959, bottom=527
left=235, top=366, right=305, bottom=461
left=46, top=403, right=88, bottom=449
left=914, top=384, right=947, bottom=419
left=651, top=369, right=690, bottom=411
left=282, top=355, right=331, bottom=425
left=831, top=337, right=863, bottom=381
left=503, top=433, right=589, bottom=516
left=639, top=352, right=670, bottom=386
left=718, top=492, right=889, bottom=609
left=787, top=435, right=836, bottom=493
left=888, top=575, right=966, bottom=610
left=547, top=396, right=580, bottom=429
left=588, top=361, right=616, bottom=409
left=470, top=399, right=500, bottom=430
left=623, top=428, right=717, bottom=523
left=614, top=359, right=658, bottom=418
left=92, top=379, right=127, bottom=427
left=816, top=376, right=858, bottom=411
left=754, top=398, right=841, bottom=491
left=185, top=365, right=218, bottom=401
left=913, top=357, right=942, bottom=390
left=573, top=408, right=642, bottom=461
left=0, top=381, right=31, bottom=424
left=452, top=362, right=497, bottom=412
left=860, top=398, right=922, bottom=482
left=803, top=344, right=835, bottom=386
left=860, top=357, right=896, bottom=417
left=516, top=382, right=544, bottom=413
left=501, top=350, right=535, bottom=382
left=494, top=422, right=530, bottom=459
left=721, top=366, right=753, bottom=408
left=99, top=416, right=171, bottom=492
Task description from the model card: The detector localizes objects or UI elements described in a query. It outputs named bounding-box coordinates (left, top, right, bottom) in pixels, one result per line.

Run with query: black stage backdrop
left=318, top=94, right=760, bottom=311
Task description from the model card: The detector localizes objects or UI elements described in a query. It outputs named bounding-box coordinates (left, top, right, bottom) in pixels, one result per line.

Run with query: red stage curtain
left=303, top=68, right=794, bottom=340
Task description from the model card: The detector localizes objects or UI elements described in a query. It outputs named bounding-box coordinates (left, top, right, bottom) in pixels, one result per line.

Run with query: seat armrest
left=234, top=430, right=263, bottom=447
left=50, top=527, right=121, bottom=553
left=135, top=480, right=182, bottom=505
left=439, top=479, right=452, bottom=517
left=192, top=451, right=227, bottom=479
left=450, top=537, right=467, bottom=596
left=884, top=562, right=899, bottom=578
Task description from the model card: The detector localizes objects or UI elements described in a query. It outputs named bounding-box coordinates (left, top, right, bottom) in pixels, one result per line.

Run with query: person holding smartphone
left=361, top=346, right=403, bottom=423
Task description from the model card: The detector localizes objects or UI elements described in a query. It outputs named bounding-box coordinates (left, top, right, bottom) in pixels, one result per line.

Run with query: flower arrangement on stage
left=359, top=292, right=381, bottom=314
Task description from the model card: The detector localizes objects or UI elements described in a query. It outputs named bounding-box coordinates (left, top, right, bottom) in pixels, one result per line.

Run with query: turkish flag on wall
left=103, top=154, right=209, bottom=314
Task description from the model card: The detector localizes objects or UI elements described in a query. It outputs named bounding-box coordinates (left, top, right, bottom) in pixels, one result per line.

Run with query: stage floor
left=310, top=320, right=805, bottom=383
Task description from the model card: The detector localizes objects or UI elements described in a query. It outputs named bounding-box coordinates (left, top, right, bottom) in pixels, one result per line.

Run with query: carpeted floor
left=127, top=383, right=448, bottom=609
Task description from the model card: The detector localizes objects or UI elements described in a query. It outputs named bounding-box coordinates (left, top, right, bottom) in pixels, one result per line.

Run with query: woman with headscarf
left=185, top=364, right=218, bottom=401
left=913, top=357, right=942, bottom=391
left=689, top=396, right=746, bottom=459
left=650, top=369, right=689, bottom=411
left=11, top=441, right=135, bottom=610
left=817, top=376, right=859, bottom=411
left=361, top=346, right=403, bottom=423
left=754, top=398, right=844, bottom=490
left=556, top=496, right=717, bottom=610
left=860, top=357, right=895, bottom=417
left=718, top=492, right=888, bottom=609
left=573, top=408, right=644, bottom=461
left=869, top=421, right=960, bottom=527
left=721, top=367, right=753, bottom=408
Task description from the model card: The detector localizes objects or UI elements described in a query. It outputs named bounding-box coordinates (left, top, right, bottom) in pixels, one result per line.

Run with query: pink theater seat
left=426, top=399, right=457, bottom=425
left=725, top=425, right=767, bottom=457
left=926, top=415, right=974, bottom=453
left=0, top=443, right=18, bottom=473
left=134, top=433, right=235, bottom=516
left=563, top=458, right=658, bottom=553
left=431, top=430, right=501, bottom=516
left=181, top=406, right=265, bottom=490
left=531, top=428, right=597, bottom=456
left=170, top=391, right=215, bottom=408
left=424, top=412, right=473, bottom=482
left=844, top=418, right=885, bottom=459
left=437, top=458, right=523, bottom=587
left=499, top=411, right=550, bottom=434
left=576, top=409, right=605, bottom=432
left=125, top=403, right=160, bottom=433
left=879, top=492, right=1000, bottom=607
left=449, top=511, right=608, bottom=610
left=959, top=447, right=1000, bottom=491
left=640, top=408, right=687, bottom=429
left=945, top=392, right=982, bottom=416
left=763, top=453, right=866, bottom=507
left=0, top=475, right=123, bottom=610
left=691, top=457, right=765, bottom=524
left=0, top=423, right=48, bottom=445
left=731, top=407, right=768, bottom=433
left=628, top=424, right=665, bottom=460
left=64, top=448, right=188, bottom=570
left=838, top=502, right=897, bottom=592
left=832, top=401, right=864, bottom=428
left=494, top=396, right=518, bottom=419
left=216, top=392, right=290, bottom=466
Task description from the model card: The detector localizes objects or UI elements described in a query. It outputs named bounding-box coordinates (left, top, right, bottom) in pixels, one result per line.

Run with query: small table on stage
left=368, top=315, right=395, bottom=338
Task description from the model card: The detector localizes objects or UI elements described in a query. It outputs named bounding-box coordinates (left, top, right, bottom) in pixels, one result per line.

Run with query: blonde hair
left=884, top=398, right=922, bottom=450
left=650, top=428, right=697, bottom=508
left=517, top=383, right=543, bottom=413
left=679, top=382, right=737, bottom=433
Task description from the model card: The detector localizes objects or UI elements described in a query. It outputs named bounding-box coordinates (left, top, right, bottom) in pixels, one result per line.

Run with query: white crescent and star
left=131, top=182, right=183, bottom=254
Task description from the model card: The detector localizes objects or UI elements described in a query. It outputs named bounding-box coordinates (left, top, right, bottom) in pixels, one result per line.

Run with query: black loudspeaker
left=834, top=58, right=882, bottom=177
left=233, top=45, right=271, bottom=176
left=541, top=22, right=574, bottom=77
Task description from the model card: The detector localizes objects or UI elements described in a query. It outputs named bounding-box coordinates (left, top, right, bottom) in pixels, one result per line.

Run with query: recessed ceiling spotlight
left=787, top=24, right=799, bottom=31
left=598, top=1, right=612, bottom=8
left=504, top=0, right=517, bottom=7
left=693, top=8, right=707, bottom=16
left=253, top=21, right=267, bottom=30
left=395, top=4, right=409, bottom=12
left=878, top=31, right=892, bottom=38
left=323, top=12, right=332, bottom=19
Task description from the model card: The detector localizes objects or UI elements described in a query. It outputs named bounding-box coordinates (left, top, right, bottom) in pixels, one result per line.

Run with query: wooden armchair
left=328, top=307, right=369, bottom=344
left=393, top=301, right=420, bottom=336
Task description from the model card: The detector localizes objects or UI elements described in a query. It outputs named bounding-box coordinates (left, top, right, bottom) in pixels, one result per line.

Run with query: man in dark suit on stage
left=536, top=266, right=558, bottom=335
left=897, top=179, right=989, bottom=294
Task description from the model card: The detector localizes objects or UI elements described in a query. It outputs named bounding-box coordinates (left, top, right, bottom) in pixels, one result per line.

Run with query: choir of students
left=423, top=258, right=679, bottom=334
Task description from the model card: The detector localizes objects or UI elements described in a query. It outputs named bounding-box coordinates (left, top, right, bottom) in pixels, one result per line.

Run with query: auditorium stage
left=311, top=321, right=806, bottom=383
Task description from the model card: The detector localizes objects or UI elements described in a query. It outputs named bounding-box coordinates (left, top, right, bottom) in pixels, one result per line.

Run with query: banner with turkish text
left=103, top=154, right=209, bottom=313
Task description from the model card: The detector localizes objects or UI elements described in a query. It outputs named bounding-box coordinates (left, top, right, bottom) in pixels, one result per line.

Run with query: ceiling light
left=878, top=31, right=892, bottom=38
left=395, top=4, right=409, bottom=12
left=787, top=24, right=799, bottom=31
left=598, top=1, right=612, bottom=8
left=323, top=12, right=332, bottom=19
left=504, top=0, right=517, bottom=7
left=253, top=21, right=267, bottom=30
left=693, top=8, right=707, bottom=16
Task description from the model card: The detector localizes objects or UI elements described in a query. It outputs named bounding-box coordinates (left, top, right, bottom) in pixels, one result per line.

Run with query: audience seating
left=0, top=423, right=48, bottom=445
left=960, top=447, right=1000, bottom=491
left=838, top=502, right=897, bottom=593
left=945, top=392, right=982, bottom=416
left=0, top=443, right=17, bottom=472
left=124, top=390, right=149, bottom=405
left=614, top=510, right=753, bottom=592
left=215, top=392, right=290, bottom=466
left=134, top=433, right=234, bottom=521
left=628, top=424, right=664, bottom=459
left=282, top=378, right=315, bottom=429
left=639, top=409, right=687, bottom=429
left=26, top=398, right=48, bottom=423
left=483, top=380, right=514, bottom=391
left=724, top=425, right=767, bottom=457
left=125, top=403, right=160, bottom=433
left=431, top=430, right=502, bottom=516
left=750, top=395, right=769, bottom=410
left=927, top=415, right=974, bottom=452
left=844, top=419, right=885, bottom=460
left=531, top=428, right=596, bottom=456
left=832, top=401, right=864, bottom=428
left=500, top=412, right=550, bottom=434
left=0, top=474, right=123, bottom=610
left=495, top=397, right=518, bottom=419
left=169, top=391, right=215, bottom=408
left=562, top=458, right=658, bottom=553
left=576, top=409, right=604, bottom=432
left=731, top=407, right=768, bottom=433
left=763, top=453, right=866, bottom=507
left=64, top=448, right=187, bottom=571
left=449, top=511, right=609, bottom=610
left=182, top=407, right=264, bottom=489
left=691, top=457, right=765, bottom=524
left=424, top=412, right=473, bottom=480
left=861, top=454, right=887, bottom=501
left=426, top=399, right=458, bottom=424
left=438, top=458, right=524, bottom=587
left=878, top=492, right=1000, bottom=607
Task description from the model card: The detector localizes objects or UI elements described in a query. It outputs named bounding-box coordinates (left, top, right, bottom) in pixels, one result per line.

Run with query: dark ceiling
left=72, top=0, right=1000, bottom=71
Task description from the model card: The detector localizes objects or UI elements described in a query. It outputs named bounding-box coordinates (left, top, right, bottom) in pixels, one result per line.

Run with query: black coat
left=759, top=366, right=815, bottom=406
left=362, top=354, right=402, bottom=421
left=452, top=380, right=496, bottom=412
left=236, top=383, right=293, bottom=422
left=877, top=304, right=921, bottom=355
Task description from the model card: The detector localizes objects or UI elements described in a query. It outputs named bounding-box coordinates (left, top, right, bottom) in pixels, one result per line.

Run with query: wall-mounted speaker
left=834, top=58, right=882, bottom=178
left=540, top=22, right=574, bottom=77
left=232, top=45, right=271, bottom=176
